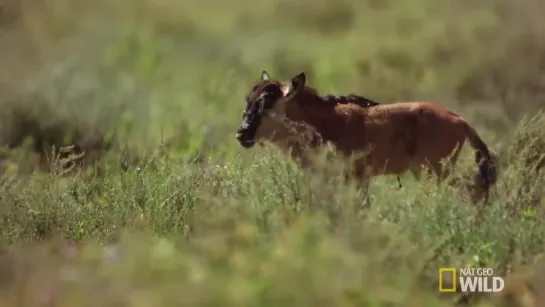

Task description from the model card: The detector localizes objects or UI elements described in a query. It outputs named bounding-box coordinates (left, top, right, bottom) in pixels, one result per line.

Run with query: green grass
left=0, top=0, right=545, bottom=305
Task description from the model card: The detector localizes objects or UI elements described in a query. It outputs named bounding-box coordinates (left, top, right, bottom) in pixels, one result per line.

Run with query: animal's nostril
left=237, top=124, right=250, bottom=134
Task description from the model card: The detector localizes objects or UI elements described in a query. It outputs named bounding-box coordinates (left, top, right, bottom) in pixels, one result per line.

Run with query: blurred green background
left=0, top=0, right=544, bottom=306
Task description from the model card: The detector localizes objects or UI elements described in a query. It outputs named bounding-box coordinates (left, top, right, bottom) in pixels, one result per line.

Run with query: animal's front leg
left=292, top=152, right=314, bottom=171
left=352, top=169, right=372, bottom=217
left=287, top=143, right=314, bottom=169
left=360, top=177, right=371, bottom=210
left=351, top=163, right=372, bottom=213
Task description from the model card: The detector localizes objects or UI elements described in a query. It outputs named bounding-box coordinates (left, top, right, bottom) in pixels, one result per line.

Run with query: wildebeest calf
left=235, top=71, right=498, bottom=204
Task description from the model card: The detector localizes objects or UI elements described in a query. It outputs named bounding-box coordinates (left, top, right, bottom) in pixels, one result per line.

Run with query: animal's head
left=235, top=70, right=306, bottom=148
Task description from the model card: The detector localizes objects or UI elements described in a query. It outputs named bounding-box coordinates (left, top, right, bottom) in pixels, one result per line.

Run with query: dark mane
left=248, top=81, right=381, bottom=109
left=322, top=94, right=381, bottom=108
left=301, top=86, right=381, bottom=109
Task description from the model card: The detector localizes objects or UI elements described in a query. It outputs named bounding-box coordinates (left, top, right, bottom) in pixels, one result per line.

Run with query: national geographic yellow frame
left=439, top=268, right=457, bottom=292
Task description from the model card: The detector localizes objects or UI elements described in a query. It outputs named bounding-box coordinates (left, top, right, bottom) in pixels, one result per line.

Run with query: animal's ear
left=284, top=72, right=306, bottom=98
left=261, top=70, right=270, bottom=81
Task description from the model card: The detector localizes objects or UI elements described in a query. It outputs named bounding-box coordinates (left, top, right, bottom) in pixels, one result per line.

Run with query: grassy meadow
left=0, top=0, right=545, bottom=305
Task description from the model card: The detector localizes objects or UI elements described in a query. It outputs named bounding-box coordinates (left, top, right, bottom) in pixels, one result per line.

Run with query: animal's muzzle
left=236, top=124, right=256, bottom=148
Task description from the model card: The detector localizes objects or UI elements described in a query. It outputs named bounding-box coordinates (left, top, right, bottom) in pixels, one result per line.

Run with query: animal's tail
left=465, top=123, right=498, bottom=193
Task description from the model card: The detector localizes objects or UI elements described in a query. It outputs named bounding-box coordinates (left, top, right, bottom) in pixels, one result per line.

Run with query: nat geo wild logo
left=439, top=267, right=505, bottom=293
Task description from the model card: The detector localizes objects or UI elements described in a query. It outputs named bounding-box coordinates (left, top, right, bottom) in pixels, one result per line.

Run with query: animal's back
left=334, top=101, right=470, bottom=175
left=392, top=102, right=468, bottom=158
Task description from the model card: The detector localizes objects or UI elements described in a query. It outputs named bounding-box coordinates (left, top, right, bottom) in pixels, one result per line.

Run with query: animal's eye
left=261, top=89, right=279, bottom=104
left=263, top=84, right=280, bottom=95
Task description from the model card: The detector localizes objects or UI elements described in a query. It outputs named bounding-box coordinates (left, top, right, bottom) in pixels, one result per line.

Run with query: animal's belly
left=355, top=149, right=411, bottom=175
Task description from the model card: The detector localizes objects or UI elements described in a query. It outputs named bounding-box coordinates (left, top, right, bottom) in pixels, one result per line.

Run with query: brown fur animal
left=235, top=71, right=498, bottom=203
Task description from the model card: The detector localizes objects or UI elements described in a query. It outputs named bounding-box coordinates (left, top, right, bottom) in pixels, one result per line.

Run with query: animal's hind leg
left=433, top=144, right=487, bottom=204
left=410, top=165, right=435, bottom=182
left=430, top=163, right=445, bottom=185
left=410, top=167, right=422, bottom=181
left=429, top=161, right=460, bottom=187
left=410, top=165, right=436, bottom=199
left=430, top=144, right=467, bottom=193
left=355, top=172, right=372, bottom=211
left=440, top=143, right=464, bottom=184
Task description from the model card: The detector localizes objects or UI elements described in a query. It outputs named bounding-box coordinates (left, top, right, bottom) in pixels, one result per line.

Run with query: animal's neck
left=283, top=90, right=341, bottom=147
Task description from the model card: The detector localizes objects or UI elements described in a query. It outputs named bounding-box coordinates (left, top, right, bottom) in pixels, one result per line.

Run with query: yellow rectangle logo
left=439, top=268, right=457, bottom=292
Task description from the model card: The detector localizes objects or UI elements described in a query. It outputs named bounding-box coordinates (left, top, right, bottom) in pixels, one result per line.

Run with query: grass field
left=0, top=0, right=545, bottom=306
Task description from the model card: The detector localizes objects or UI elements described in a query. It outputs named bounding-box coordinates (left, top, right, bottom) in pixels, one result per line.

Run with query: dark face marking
left=236, top=81, right=283, bottom=148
